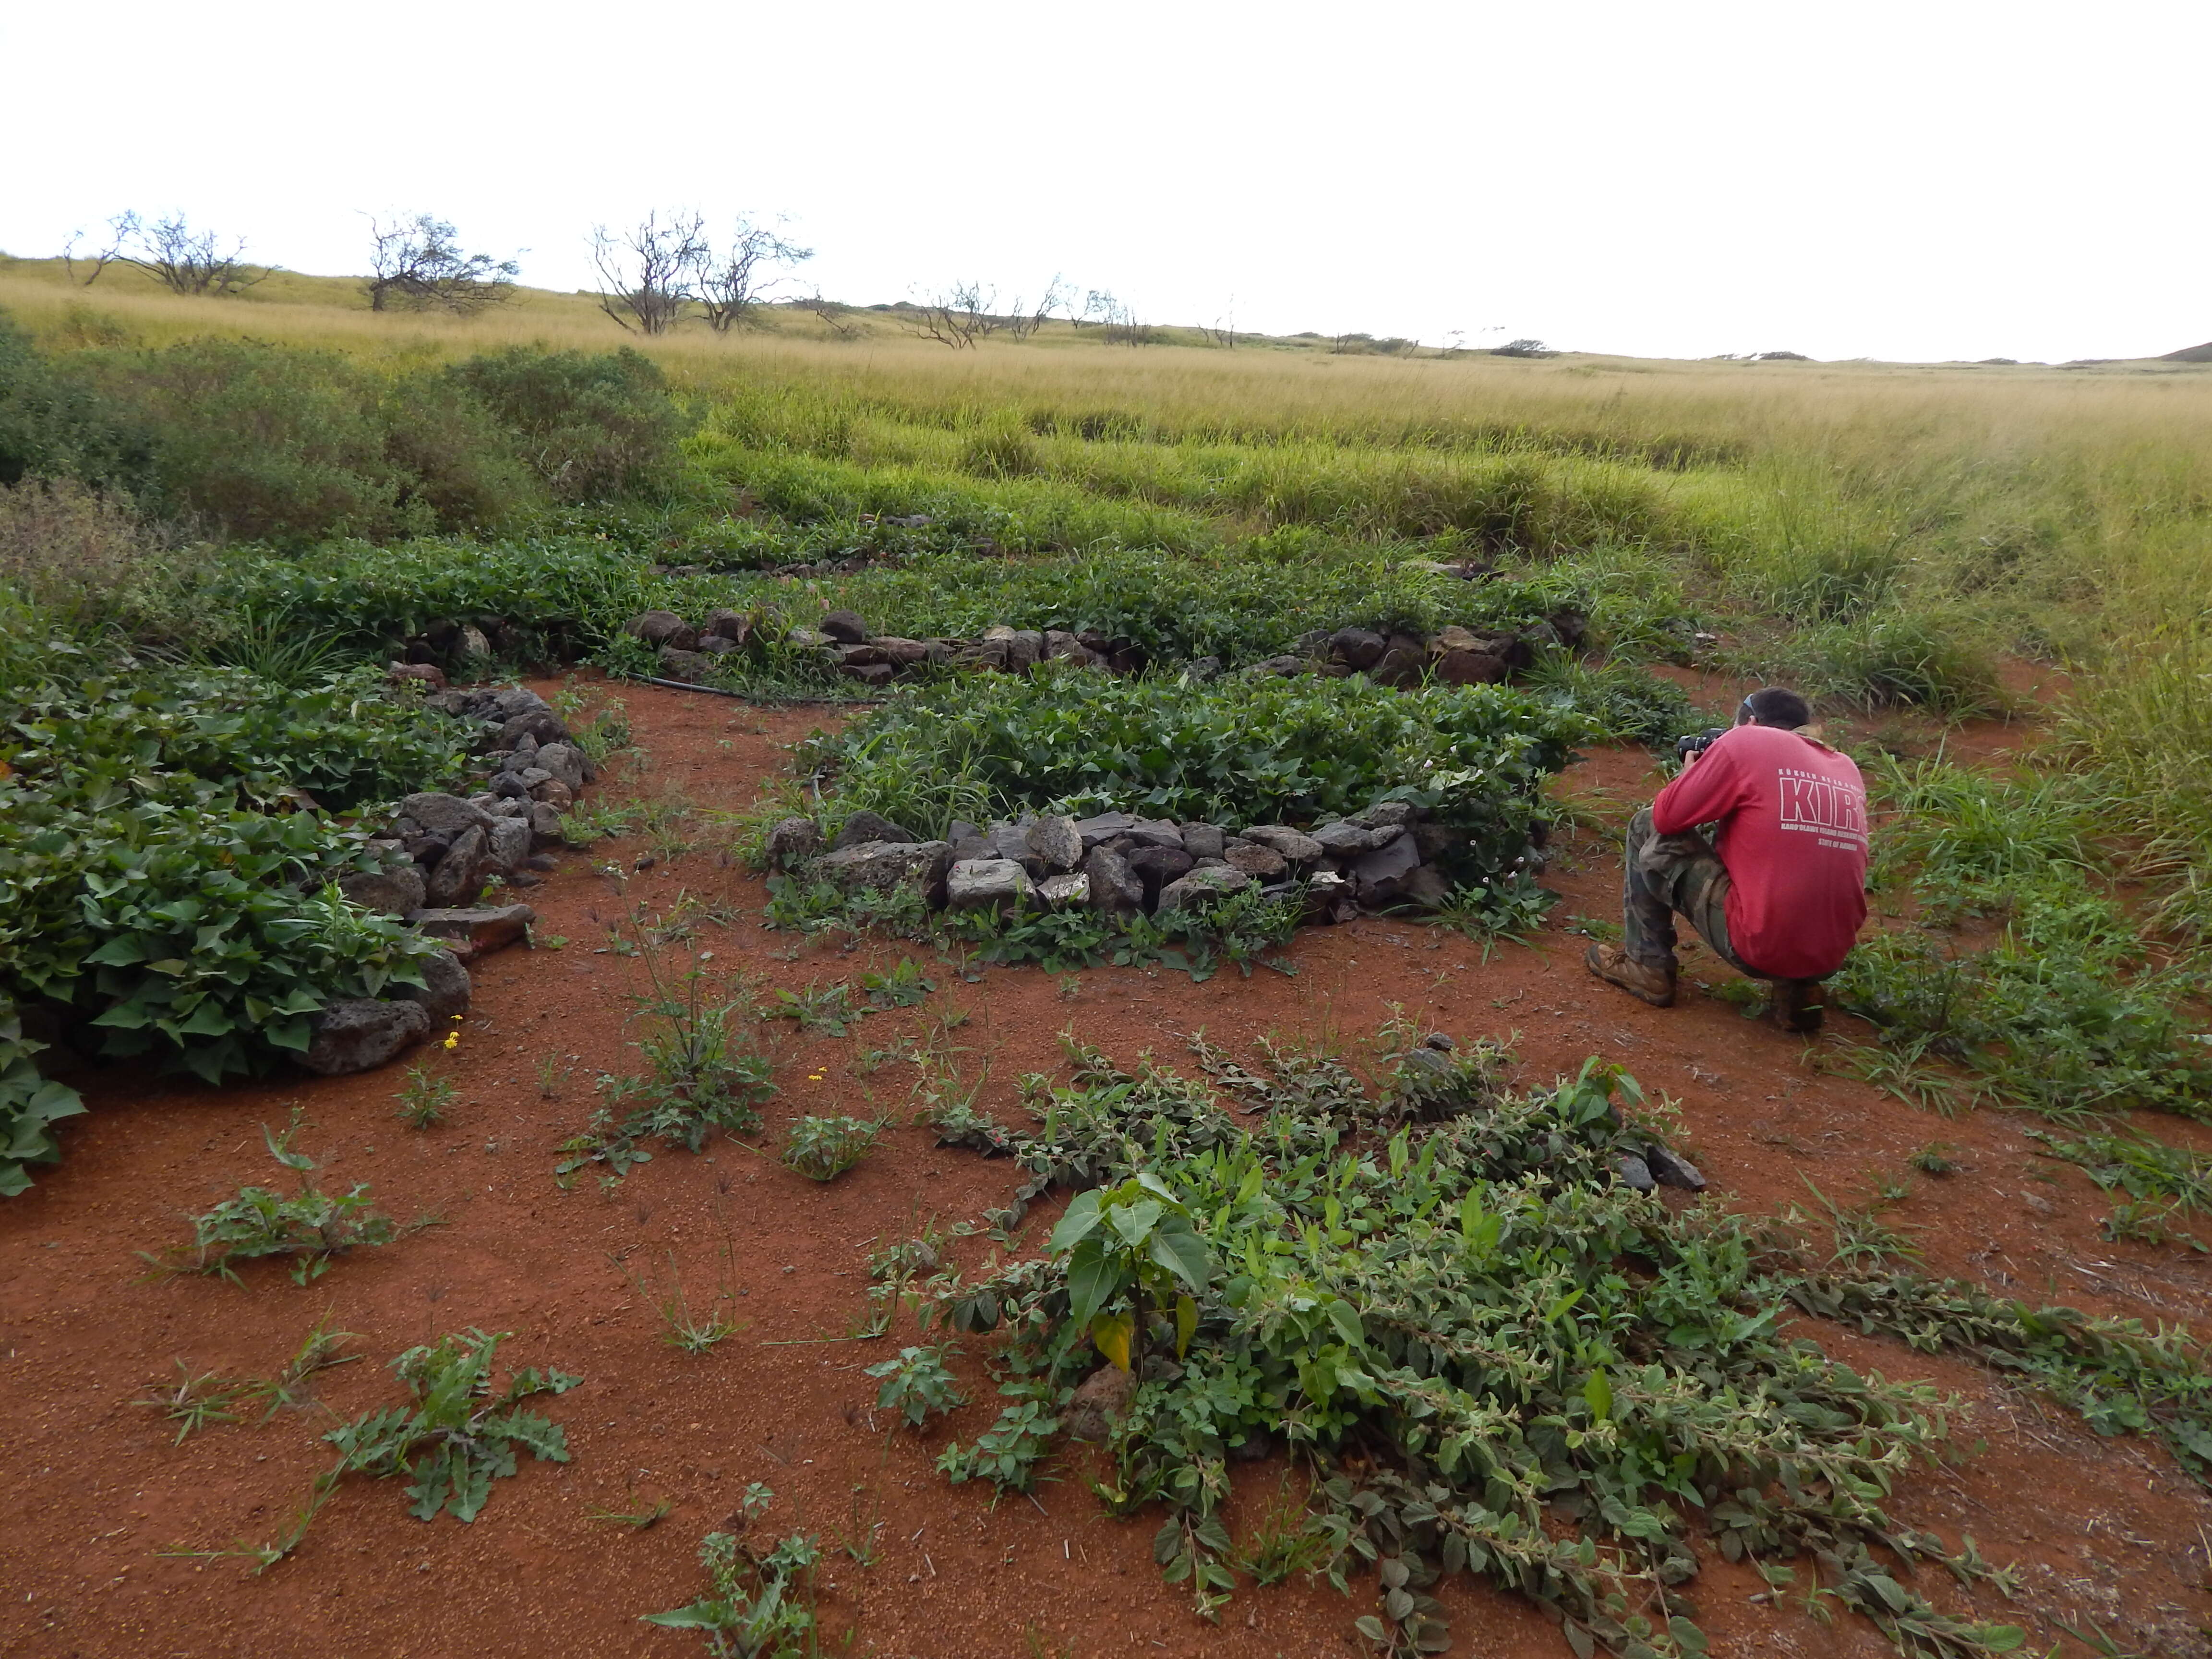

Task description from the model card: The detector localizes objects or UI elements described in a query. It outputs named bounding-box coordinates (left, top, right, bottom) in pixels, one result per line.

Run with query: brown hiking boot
left=1770, top=979, right=1825, bottom=1035
left=1585, top=943, right=1676, bottom=1008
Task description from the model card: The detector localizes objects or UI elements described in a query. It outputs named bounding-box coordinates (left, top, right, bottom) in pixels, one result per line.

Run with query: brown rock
left=1223, top=840, right=1289, bottom=879
left=1066, top=1364, right=1136, bottom=1442
left=409, top=903, right=538, bottom=954
left=1435, top=649, right=1509, bottom=685
left=626, top=610, right=698, bottom=651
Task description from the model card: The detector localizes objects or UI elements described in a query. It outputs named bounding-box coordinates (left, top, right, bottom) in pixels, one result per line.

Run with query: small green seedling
left=781, top=1115, right=881, bottom=1182
left=395, top=1063, right=457, bottom=1130
left=864, top=1342, right=966, bottom=1428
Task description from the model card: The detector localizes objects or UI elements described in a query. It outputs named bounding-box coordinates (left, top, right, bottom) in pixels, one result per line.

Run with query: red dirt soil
left=2, top=678, right=2207, bottom=1659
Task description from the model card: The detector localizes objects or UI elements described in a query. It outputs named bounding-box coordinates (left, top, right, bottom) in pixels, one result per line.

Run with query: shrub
left=0, top=476, right=174, bottom=633
left=448, top=346, right=686, bottom=503
left=0, top=310, right=153, bottom=492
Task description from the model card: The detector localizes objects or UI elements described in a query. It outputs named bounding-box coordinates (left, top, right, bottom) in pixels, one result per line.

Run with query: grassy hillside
left=4, top=251, right=2210, bottom=902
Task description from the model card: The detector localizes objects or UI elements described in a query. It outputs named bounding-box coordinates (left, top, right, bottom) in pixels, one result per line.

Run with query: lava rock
left=1435, top=649, right=1509, bottom=686
left=765, top=817, right=827, bottom=870
left=702, top=609, right=752, bottom=646
left=833, top=811, right=919, bottom=850
left=1066, top=1364, right=1135, bottom=1442
left=401, top=792, right=494, bottom=837
left=398, top=950, right=473, bottom=1020
left=1615, top=1154, right=1657, bottom=1194
left=947, top=857, right=1032, bottom=912
left=1241, top=825, right=1326, bottom=863
left=1025, top=815, right=1083, bottom=874
left=1083, top=846, right=1144, bottom=914
left=841, top=661, right=895, bottom=688
left=1644, top=1146, right=1707, bottom=1192
left=340, top=864, right=427, bottom=917
left=1179, top=823, right=1226, bottom=861
left=657, top=647, right=709, bottom=681
left=496, top=710, right=569, bottom=750
left=819, top=609, right=869, bottom=644
left=528, top=802, right=566, bottom=850
left=1350, top=832, right=1422, bottom=904
left=625, top=610, right=698, bottom=652
left=424, top=825, right=491, bottom=907
left=1310, top=819, right=1382, bottom=856
left=1349, top=801, right=1415, bottom=830
left=817, top=840, right=953, bottom=907
left=1036, top=872, right=1091, bottom=909
left=301, top=998, right=432, bottom=1076
left=1330, top=627, right=1386, bottom=670
left=487, top=816, right=533, bottom=873
left=409, top=903, right=537, bottom=954
left=1073, top=811, right=1140, bottom=847
left=1126, top=846, right=1195, bottom=906
left=1156, top=866, right=1253, bottom=913
left=533, top=743, right=589, bottom=793
left=1120, top=819, right=1187, bottom=852
left=1223, top=840, right=1288, bottom=879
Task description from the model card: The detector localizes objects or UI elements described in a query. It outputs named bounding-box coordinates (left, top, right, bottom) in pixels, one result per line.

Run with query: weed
left=245, top=1313, right=363, bottom=1418
left=588, top=1497, right=673, bottom=1530
left=324, top=1328, right=580, bottom=1522
left=858, top=957, right=933, bottom=1010
left=139, top=1363, right=252, bottom=1444
left=768, top=981, right=859, bottom=1036
left=863, top=1342, right=966, bottom=1428
left=2032, top=1128, right=2212, bottom=1251
left=781, top=1115, right=881, bottom=1182
left=619, top=1246, right=747, bottom=1353
left=395, top=1062, right=457, bottom=1129
left=901, top=1027, right=2025, bottom=1651
left=146, top=1115, right=403, bottom=1285
left=536, top=1054, right=573, bottom=1099
left=1797, top=1176, right=1923, bottom=1272
left=645, top=1486, right=821, bottom=1657
left=1235, top=1472, right=1333, bottom=1587
left=1431, top=873, right=1557, bottom=960
left=558, top=949, right=776, bottom=1185
left=1910, top=1142, right=1962, bottom=1176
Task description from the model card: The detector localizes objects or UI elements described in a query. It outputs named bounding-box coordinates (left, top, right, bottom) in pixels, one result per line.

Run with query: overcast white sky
left=3, top=0, right=2203, bottom=362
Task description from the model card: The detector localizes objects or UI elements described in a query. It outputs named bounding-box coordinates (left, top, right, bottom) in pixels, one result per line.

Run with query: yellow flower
left=443, top=1033, right=460, bottom=1051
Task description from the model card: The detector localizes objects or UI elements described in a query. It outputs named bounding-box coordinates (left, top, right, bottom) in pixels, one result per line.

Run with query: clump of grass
left=781, top=1115, right=881, bottom=1182
left=1432, top=874, right=1557, bottom=959
left=616, top=1246, right=746, bottom=1354
left=143, top=1115, right=404, bottom=1286
left=556, top=947, right=776, bottom=1187
left=394, top=1062, right=457, bottom=1129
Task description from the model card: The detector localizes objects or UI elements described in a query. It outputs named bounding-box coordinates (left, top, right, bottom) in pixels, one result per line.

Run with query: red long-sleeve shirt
left=1651, top=724, right=1870, bottom=980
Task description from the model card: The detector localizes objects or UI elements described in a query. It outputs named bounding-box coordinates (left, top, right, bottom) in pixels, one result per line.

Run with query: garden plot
left=3, top=676, right=2212, bottom=1659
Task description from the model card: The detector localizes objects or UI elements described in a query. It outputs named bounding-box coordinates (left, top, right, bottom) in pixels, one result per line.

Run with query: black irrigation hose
left=635, top=676, right=885, bottom=707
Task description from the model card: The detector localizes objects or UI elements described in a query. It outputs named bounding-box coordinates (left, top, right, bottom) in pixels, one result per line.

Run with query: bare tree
left=1004, top=275, right=1070, bottom=341
left=803, top=292, right=864, bottom=341
left=61, top=213, right=137, bottom=287
left=363, top=213, right=519, bottom=313
left=1201, top=299, right=1238, bottom=349
left=1071, top=288, right=1116, bottom=330
left=1101, top=299, right=1160, bottom=348
left=119, top=213, right=267, bottom=296
left=902, top=289, right=982, bottom=349
left=590, top=211, right=709, bottom=335
left=698, top=216, right=813, bottom=333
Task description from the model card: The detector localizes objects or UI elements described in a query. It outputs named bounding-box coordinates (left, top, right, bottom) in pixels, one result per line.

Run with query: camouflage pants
left=1622, top=807, right=1757, bottom=976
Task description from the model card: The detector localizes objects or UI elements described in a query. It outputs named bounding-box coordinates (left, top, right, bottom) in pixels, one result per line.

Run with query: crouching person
left=1586, top=686, right=1868, bottom=1034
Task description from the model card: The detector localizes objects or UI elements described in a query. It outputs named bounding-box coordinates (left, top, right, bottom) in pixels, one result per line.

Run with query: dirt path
left=2, top=680, right=2206, bottom=1659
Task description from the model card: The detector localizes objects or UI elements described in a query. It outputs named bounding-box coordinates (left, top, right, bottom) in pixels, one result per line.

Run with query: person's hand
left=1683, top=746, right=1702, bottom=767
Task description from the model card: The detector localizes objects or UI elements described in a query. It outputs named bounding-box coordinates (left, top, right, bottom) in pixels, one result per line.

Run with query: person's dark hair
left=1738, top=687, right=1813, bottom=729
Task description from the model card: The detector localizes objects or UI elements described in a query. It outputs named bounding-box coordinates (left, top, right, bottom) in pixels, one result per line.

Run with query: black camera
left=1675, top=727, right=1726, bottom=760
